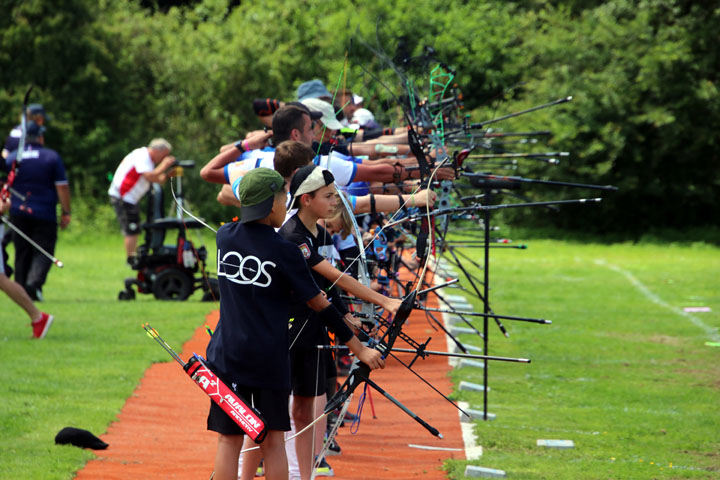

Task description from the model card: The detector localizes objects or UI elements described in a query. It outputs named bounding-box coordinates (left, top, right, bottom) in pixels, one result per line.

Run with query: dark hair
left=275, top=187, right=288, bottom=200
left=274, top=141, right=315, bottom=178
left=272, top=105, right=309, bottom=143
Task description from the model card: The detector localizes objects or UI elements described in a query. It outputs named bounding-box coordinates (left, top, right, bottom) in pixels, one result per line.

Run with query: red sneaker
left=32, top=312, right=54, bottom=339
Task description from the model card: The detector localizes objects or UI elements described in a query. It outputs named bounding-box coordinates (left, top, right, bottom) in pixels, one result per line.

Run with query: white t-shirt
left=108, top=147, right=155, bottom=204
left=224, top=148, right=359, bottom=198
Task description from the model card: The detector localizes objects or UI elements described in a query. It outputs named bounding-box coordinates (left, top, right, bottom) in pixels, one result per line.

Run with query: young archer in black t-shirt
left=279, top=164, right=402, bottom=480
left=205, top=168, right=384, bottom=480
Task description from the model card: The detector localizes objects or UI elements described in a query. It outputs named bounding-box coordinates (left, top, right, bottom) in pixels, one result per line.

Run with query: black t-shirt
left=206, top=221, right=320, bottom=390
left=278, top=214, right=349, bottom=349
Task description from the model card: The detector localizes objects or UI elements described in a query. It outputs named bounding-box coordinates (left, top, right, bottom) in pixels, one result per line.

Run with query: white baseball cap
left=301, top=98, right=343, bottom=131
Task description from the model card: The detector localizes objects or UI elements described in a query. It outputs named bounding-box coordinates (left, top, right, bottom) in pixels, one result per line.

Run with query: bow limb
left=313, top=187, right=376, bottom=476
left=1, top=86, right=33, bottom=203
left=333, top=180, right=376, bottom=325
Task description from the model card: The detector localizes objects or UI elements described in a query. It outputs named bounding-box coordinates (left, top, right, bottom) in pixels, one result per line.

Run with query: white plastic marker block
left=464, top=465, right=506, bottom=478
left=537, top=439, right=575, bottom=449
left=463, top=409, right=496, bottom=422
left=458, top=359, right=486, bottom=369
left=450, top=326, right=479, bottom=336
left=453, top=343, right=483, bottom=354
left=447, top=300, right=473, bottom=308
left=450, top=305, right=474, bottom=313
left=683, top=306, right=711, bottom=312
left=458, top=402, right=496, bottom=422
left=447, top=315, right=463, bottom=326
left=447, top=313, right=476, bottom=326
left=459, top=381, right=489, bottom=392
left=444, top=294, right=469, bottom=303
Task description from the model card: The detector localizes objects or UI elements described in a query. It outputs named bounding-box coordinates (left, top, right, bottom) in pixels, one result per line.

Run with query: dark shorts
left=291, top=347, right=336, bottom=397
left=110, top=196, right=141, bottom=236
left=207, top=384, right=290, bottom=435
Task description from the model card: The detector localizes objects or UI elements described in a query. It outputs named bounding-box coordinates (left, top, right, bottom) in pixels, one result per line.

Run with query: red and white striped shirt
left=108, top=147, right=155, bottom=204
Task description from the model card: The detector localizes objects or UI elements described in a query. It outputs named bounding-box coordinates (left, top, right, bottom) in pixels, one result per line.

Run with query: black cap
left=55, top=427, right=109, bottom=450
left=27, top=103, right=50, bottom=121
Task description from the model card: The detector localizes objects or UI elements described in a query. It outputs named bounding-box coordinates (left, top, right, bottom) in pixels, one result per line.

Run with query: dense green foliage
left=1, top=0, right=718, bottom=234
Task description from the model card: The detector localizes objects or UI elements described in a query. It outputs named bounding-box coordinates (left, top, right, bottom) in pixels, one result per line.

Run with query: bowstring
left=169, top=179, right=219, bottom=303
left=169, top=179, right=218, bottom=233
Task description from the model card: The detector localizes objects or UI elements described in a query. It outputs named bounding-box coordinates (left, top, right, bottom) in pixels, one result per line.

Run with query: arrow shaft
left=419, top=307, right=551, bottom=325
left=391, top=348, right=530, bottom=363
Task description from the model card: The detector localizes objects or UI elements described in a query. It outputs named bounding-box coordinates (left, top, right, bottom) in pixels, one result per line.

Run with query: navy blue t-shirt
left=5, top=142, right=67, bottom=223
left=279, top=214, right=351, bottom=349
left=206, top=221, right=320, bottom=390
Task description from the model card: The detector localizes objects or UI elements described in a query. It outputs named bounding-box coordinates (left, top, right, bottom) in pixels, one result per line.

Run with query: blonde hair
left=329, top=192, right=355, bottom=240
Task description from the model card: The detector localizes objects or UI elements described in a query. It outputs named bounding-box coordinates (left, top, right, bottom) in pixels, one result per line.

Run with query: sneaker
left=326, top=437, right=341, bottom=456
left=313, top=456, right=334, bottom=477
left=255, top=459, right=264, bottom=477
left=32, top=312, right=54, bottom=339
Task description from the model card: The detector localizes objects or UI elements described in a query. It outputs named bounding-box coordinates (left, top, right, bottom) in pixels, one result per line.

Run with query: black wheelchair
left=118, top=161, right=219, bottom=301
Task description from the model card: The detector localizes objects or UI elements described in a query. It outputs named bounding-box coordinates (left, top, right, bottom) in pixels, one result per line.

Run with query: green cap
left=237, top=168, right=285, bottom=223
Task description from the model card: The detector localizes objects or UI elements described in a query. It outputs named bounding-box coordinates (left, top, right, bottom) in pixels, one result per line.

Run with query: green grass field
left=0, top=229, right=218, bottom=479
left=1, top=229, right=718, bottom=479
left=442, top=239, right=720, bottom=479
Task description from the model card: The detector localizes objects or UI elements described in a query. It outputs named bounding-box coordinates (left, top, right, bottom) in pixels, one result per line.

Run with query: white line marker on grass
left=594, top=259, right=720, bottom=341
left=408, top=444, right=464, bottom=452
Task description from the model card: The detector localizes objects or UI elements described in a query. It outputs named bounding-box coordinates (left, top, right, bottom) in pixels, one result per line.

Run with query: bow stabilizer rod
left=0, top=216, right=64, bottom=268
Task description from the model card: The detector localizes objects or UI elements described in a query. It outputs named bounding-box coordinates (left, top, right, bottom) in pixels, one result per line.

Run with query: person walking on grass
left=0, top=195, right=53, bottom=338
left=204, top=168, right=384, bottom=480
left=4, top=121, right=71, bottom=302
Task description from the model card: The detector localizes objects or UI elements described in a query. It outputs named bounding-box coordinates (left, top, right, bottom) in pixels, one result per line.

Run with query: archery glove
left=317, top=303, right=353, bottom=344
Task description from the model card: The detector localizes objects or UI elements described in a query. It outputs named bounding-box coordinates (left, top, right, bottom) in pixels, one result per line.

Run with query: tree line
left=1, top=0, right=717, bottom=235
